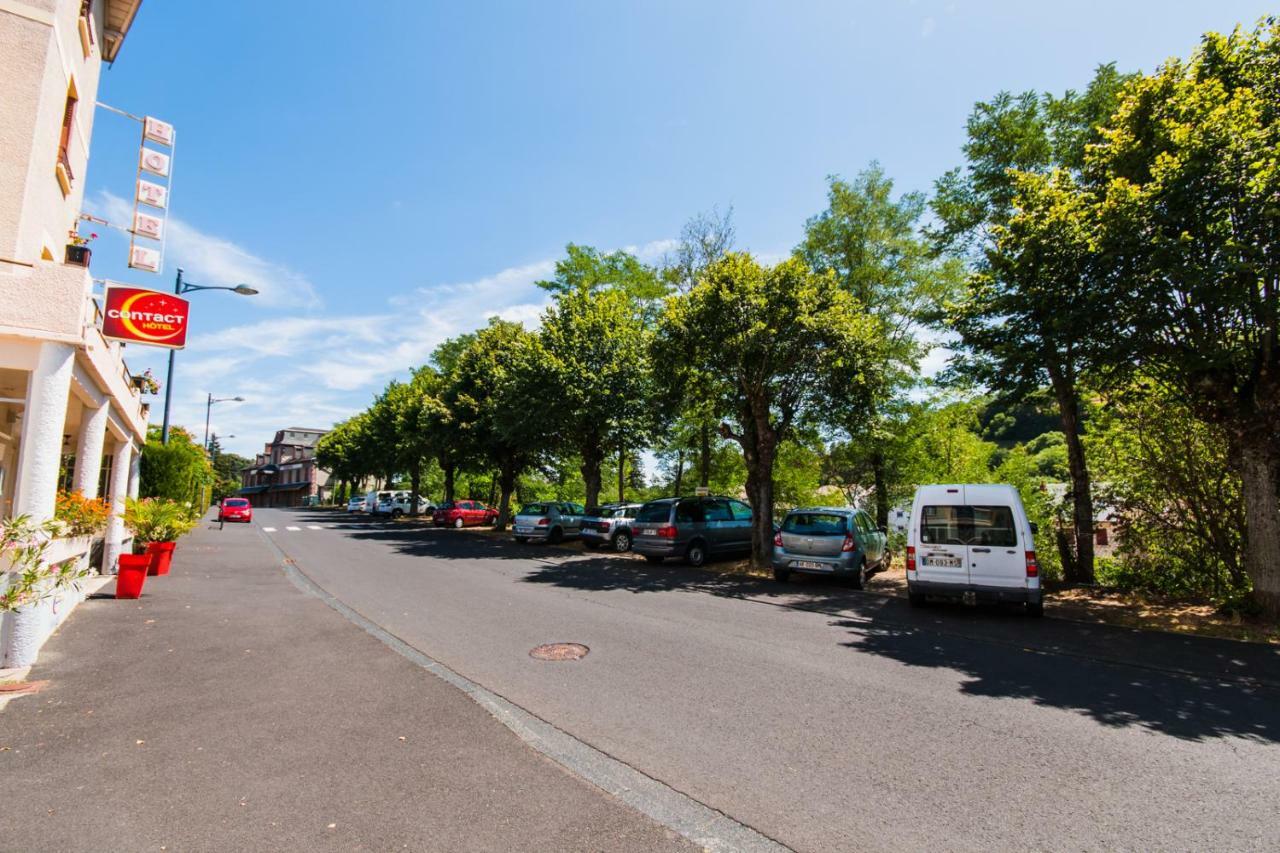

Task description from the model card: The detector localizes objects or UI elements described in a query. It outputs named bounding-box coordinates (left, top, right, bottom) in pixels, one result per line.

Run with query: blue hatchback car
left=771, top=507, right=888, bottom=587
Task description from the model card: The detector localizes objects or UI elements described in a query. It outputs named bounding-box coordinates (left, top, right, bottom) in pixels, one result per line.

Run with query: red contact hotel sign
left=101, top=286, right=190, bottom=349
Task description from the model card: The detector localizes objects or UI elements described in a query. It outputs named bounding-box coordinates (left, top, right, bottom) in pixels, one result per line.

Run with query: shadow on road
left=273, top=507, right=1280, bottom=744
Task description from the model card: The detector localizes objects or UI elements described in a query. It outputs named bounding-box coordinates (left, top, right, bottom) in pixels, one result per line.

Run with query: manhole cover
left=529, top=643, right=589, bottom=661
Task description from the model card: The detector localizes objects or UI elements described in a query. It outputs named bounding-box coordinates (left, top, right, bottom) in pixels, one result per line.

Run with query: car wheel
left=1026, top=600, right=1044, bottom=617
left=908, top=588, right=927, bottom=608
left=454, top=517, right=464, bottom=529
left=849, top=559, right=866, bottom=590
left=549, top=527, right=563, bottom=545
left=391, top=509, right=403, bottom=519
left=685, top=540, right=707, bottom=567
left=514, top=536, right=527, bottom=543
left=644, top=555, right=664, bottom=564
left=613, top=531, right=632, bottom=552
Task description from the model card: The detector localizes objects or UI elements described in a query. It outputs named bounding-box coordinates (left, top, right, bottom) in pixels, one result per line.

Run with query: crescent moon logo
left=119, top=292, right=185, bottom=343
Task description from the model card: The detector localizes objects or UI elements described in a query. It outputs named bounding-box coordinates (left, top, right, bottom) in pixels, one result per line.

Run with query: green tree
left=444, top=319, right=552, bottom=529
left=207, top=436, right=250, bottom=501
left=539, top=285, right=655, bottom=510
left=798, top=163, right=963, bottom=529
left=654, top=254, right=882, bottom=568
left=931, top=65, right=1133, bottom=583
left=139, top=425, right=213, bottom=506
left=536, top=244, right=666, bottom=303
left=1088, top=20, right=1280, bottom=614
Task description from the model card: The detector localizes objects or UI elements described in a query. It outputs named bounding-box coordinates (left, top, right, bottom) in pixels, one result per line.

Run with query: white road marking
left=262, top=527, right=277, bottom=533
left=307, top=525, right=323, bottom=530
left=285, top=526, right=301, bottom=532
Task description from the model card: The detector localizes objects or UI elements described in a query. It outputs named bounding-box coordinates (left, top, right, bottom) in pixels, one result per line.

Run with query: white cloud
left=90, top=191, right=320, bottom=309
left=921, top=16, right=937, bottom=37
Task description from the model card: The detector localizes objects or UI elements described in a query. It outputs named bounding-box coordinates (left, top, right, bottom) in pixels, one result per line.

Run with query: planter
left=145, top=541, right=175, bottom=576
left=65, top=244, right=91, bottom=267
left=116, top=554, right=150, bottom=599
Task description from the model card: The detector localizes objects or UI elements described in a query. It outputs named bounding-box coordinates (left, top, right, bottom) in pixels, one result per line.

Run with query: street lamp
left=204, top=394, right=245, bottom=449
left=160, top=267, right=257, bottom=444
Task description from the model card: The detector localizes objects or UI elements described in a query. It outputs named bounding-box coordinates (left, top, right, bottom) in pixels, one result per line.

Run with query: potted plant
left=125, top=498, right=195, bottom=576
left=65, top=230, right=96, bottom=267
left=132, top=369, right=161, bottom=396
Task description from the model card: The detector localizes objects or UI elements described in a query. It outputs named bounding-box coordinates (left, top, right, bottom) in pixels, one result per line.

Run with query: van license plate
left=924, top=556, right=962, bottom=568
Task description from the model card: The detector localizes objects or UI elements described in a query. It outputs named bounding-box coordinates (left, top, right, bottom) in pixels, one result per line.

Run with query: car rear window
left=224, top=499, right=249, bottom=507
left=636, top=502, right=672, bottom=523
left=783, top=513, right=847, bottom=535
left=921, top=505, right=1018, bottom=547
left=520, top=503, right=550, bottom=515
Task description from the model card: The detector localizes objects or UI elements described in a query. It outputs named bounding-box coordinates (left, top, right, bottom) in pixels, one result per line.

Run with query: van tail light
left=773, top=531, right=783, bottom=547
left=1025, top=551, right=1039, bottom=578
left=906, top=546, right=916, bottom=573
left=537, top=518, right=549, bottom=526
left=841, top=534, right=856, bottom=552
left=656, top=525, right=677, bottom=539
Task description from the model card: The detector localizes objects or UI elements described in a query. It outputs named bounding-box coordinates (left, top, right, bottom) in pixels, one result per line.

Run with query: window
left=56, top=83, right=78, bottom=194
left=855, top=512, right=875, bottom=533
left=729, top=500, right=753, bottom=521
left=783, top=513, right=848, bottom=536
left=1096, top=527, right=1109, bottom=546
left=703, top=500, right=733, bottom=522
left=636, top=502, right=671, bottom=524
left=920, top=505, right=1018, bottom=547
left=521, top=503, right=550, bottom=515
left=675, top=500, right=705, bottom=524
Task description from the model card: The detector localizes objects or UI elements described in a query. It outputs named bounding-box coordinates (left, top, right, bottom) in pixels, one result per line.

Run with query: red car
left=433, top=500, right=498, bottom=528
left=218, top=497, right=253, bottom=523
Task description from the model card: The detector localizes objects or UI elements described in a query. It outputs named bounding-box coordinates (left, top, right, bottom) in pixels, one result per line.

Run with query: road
left=257, top=507, right=1280, bottom=852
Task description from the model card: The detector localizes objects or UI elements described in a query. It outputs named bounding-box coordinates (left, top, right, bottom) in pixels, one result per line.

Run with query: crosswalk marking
left=262, top=527, right=277, bottom=532
left=285, top=526, right=301, bottom=531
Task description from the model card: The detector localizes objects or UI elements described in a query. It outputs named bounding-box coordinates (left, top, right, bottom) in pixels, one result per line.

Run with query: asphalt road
left=259, top=507, right=1280, bottom=852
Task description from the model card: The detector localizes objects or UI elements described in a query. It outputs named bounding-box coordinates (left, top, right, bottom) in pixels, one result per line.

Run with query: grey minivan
left=513, top=502, right=584, bottom=544
left=771, top=507, right=888, bottom=587
left=630, top=496, right=753, bottom=567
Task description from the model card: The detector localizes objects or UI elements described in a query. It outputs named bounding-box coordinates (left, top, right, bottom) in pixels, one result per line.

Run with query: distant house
left=1044, top=482, right=1119, bottom=557
left=238, top=428, right=331, bottom=508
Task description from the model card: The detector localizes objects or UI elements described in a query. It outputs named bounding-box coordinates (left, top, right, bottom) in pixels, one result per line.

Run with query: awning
left=269, top=483, right=308, bottom=492
left=238, top=485, right=270, bottom=495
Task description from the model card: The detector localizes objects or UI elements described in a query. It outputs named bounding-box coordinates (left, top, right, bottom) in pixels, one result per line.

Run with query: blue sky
left=83, top=0, right=1275, bottom=457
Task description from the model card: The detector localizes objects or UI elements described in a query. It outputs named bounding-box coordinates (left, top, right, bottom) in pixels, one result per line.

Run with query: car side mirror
left=1029, top=522, right=1039, bottom=535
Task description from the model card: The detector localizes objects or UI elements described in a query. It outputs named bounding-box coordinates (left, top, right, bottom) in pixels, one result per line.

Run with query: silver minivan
left=771, top=507, right=888, bottom=587
left=906, top=484, right=1042, bottom=615
left=513, top=502, right=585, bottom=544
left=630, top=496, right=753, bottom=567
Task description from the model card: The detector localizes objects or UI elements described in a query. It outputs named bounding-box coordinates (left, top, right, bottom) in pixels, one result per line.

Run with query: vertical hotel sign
left=128, top=116, right=176, bottom=274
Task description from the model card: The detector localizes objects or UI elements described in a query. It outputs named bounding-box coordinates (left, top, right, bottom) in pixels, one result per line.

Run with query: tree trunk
left=736, top=412, right=778, bottom=569
left=871, top=446, right=889, bottom=530
left=673, top=449, right=684, bottom=496
left=1048, top=365, right=1095, bottom=584
left=580, top=441, right=602, bottom=511
left=495, top=462, right=517, bottom=531
left=442, top=459, right=455, bottom=504
left=1238, top=431, right=1280, bottom=617
left=699, top=422, right=711, bottom=487
left=488, top=473, right=497, bottom=508
left=409, top=462, right=421, bottom=516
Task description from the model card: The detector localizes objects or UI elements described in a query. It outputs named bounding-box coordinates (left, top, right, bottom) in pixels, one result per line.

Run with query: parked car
left=346, top=495, right=365, bottom=512
left=771, top=507, right=887, bottom=587
left=512, top=501, right=585, bottom=544
left=630, top=496, right=753, bottom=567
left=364, top=490, right=391, bottom=514
left=218, top=497, right=253, bottom=523
left=906, top=483, right=1042, bottom=616
left=388, top=493, right=435, bottom=518
left=433, top=500, right=498, bottom=528
left=580, top=503, right=643, bottom=552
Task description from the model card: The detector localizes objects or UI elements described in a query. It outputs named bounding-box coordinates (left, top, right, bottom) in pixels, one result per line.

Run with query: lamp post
left=204, top=394, right=245, bottom=450
left=160, top=267, right=258, bottom=444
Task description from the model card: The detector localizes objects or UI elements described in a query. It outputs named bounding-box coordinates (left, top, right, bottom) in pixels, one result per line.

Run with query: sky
left=82, top=0, right=1276, bottom=459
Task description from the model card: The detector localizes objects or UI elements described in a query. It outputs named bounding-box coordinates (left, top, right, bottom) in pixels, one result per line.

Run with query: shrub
left=54, top=490, right=110, bottom=537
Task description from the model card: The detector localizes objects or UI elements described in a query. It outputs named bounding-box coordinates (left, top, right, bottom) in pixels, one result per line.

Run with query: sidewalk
left=0, top=519, right=691, bottom=852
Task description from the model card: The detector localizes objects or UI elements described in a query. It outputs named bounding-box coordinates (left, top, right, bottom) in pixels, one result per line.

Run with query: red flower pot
left=116, top=554, right=150, bottom=599
left=146, top=541, right=176, bottom=576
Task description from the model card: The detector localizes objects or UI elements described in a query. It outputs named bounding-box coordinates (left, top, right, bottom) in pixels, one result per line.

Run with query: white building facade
left=0, top=0, right=147, bottom=666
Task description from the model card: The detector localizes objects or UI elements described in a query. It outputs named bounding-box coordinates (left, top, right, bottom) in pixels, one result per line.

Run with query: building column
left=102, top=439, right=134, bottom=574
left=71, top=402, right=109, bottom=498
left=14, top=343, right=74, bottom=522
left=128, top=448, right=141, bottom=499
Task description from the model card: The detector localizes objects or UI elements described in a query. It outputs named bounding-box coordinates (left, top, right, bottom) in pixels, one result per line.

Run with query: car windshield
left=921, top=505, right=1018, bottom=547
left=783, top=513, right=848, bottom=535
left=224, top=499, right=249, bottom=508
left=636, top=502, right=671, bottom=523
left=519, top=503, right=551, bottom=515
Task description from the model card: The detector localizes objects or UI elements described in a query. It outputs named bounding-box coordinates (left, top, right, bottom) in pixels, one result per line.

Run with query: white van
left=906, top=484, right=1042, bottom=616
left=364, top=490, right=391, bottom=514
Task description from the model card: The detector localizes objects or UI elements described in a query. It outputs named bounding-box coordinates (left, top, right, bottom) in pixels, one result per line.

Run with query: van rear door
left=916, top=496, right=970, bottom=586
left=962, top=485, right=1026, bottom=590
